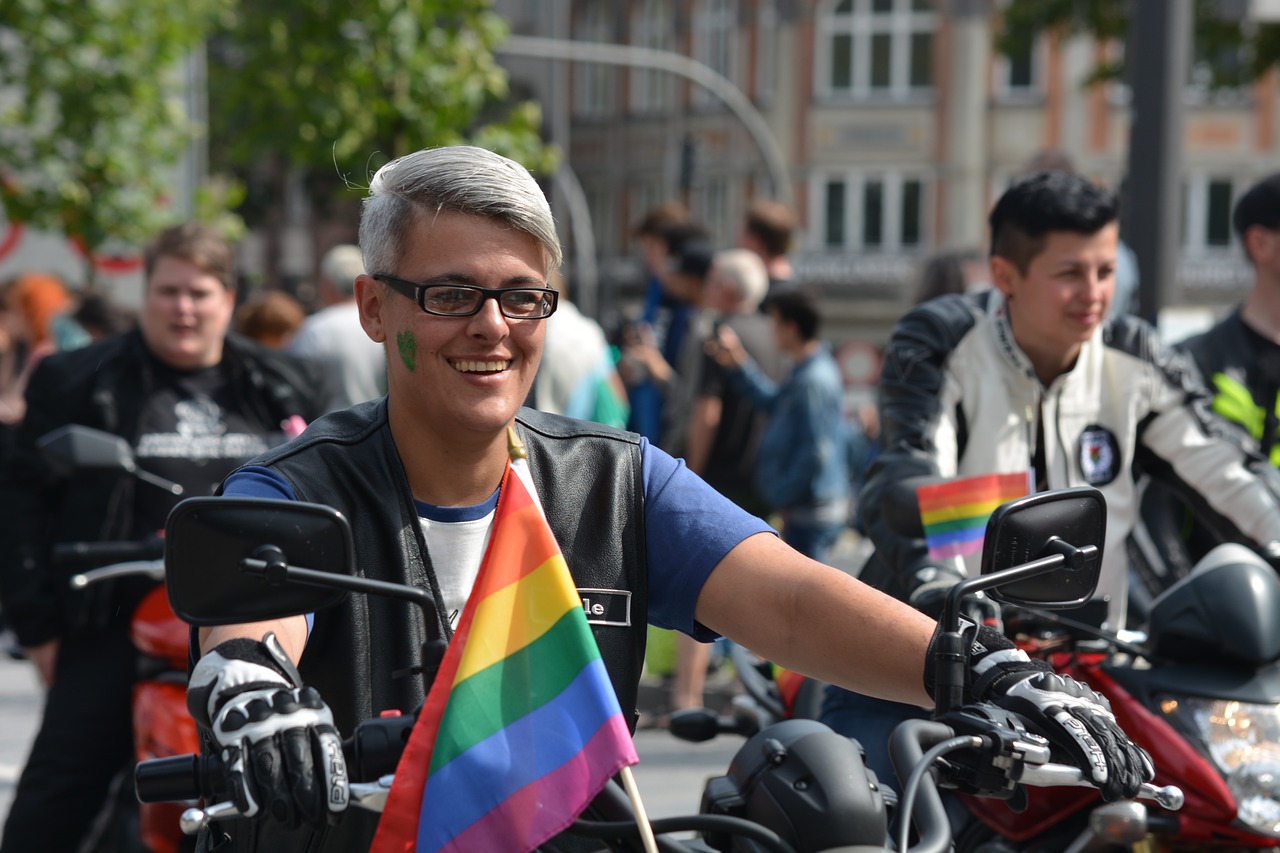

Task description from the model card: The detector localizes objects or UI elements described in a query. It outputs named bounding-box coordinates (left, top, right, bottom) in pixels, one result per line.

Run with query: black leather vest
left=199, top=402, right=649, bottom=853
left=207, top=399, right=650, bottom=850
left=261, top=399, right=649, bottom=732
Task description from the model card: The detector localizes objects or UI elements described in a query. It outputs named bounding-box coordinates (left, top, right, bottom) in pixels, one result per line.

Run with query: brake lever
left=1015, top=763, right=1184, bottom=811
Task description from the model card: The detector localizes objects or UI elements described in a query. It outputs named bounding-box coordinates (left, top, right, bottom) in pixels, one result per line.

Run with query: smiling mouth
left=452, top=359, right=511, bottom=373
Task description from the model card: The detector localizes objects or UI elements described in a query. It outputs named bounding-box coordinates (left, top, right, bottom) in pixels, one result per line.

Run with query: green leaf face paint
left=396, top=329, right=416, bottom=372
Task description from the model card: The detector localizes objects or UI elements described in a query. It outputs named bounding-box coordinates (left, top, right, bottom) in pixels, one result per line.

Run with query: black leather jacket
left=0, top=330, right=328, bottom=646
left=1181, top=308, right=1280, bottom=466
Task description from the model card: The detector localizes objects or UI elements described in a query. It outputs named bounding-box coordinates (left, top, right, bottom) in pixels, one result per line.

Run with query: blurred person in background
left=740, top=198, right=797, bottom=296
left=621, top=236, right=716, bottom=458
left=289, top=244, right=388, bottom=412
left=621, top=203, right=692, bottom=441
left=533, top=275, right=629, bottom=429
left=0, top=273, right=75, bottom=429
left=71, top=292, right=137, bottom=344
left=234, top=289, right=307, bottom=349
left=0, top=223, right=328, bottom=853
left=914, top=247, right=989, bottom=304
left=708, top=286, right=850, bottom=562
left=673, top=247, right=787, bottom=713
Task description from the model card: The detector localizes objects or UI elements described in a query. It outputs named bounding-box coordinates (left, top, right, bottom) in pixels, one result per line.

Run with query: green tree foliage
left=998, top=0, right=1280, bottom=89
left=0, top=0, right=229, bottom=259
left=205, top=0, right=556, bottom=228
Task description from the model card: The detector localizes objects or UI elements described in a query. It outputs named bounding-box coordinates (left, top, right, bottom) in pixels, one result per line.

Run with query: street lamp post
left=496, top=35, right=793, bottom=207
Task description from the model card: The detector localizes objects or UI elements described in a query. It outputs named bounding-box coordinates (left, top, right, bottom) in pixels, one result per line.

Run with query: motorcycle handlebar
left=51, top=539, right=165, bottom=569
left=135, top=713, right=416, bottom=805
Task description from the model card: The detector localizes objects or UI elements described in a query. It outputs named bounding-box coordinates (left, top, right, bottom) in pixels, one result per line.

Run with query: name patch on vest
left=578, top=588, right=632, bottom=627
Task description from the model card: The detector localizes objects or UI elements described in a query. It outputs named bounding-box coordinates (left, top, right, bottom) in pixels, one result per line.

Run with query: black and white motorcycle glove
left=187, top=632, right=348, bottom=828
left=926, top=619, right=1153, bottom=802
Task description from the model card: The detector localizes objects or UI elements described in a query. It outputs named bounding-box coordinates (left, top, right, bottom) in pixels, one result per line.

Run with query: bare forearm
left=695, top=533, right=935, bottom=707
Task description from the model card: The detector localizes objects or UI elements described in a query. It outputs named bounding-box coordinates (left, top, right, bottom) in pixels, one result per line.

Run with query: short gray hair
left=359, top=146, right=562, bottom=278
left=712, top=248, right=768, bottom=310
left=319, top=244, right=365, bottom=297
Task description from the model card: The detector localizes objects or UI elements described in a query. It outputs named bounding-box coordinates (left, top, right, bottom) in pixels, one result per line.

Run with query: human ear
left=354, top=274, right=387, bottom=343
left=989, top=255, right=1019, bottom=298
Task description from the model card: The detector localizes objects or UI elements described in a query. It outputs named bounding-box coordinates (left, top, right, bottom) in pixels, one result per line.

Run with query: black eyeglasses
left=373, top=274, right=558, bottom=320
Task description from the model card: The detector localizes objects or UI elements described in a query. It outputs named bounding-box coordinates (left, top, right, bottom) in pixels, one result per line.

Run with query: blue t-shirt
left=222, top=438, right=773, bottom=638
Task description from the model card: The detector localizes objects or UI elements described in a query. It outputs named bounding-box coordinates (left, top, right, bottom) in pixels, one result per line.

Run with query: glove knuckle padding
left=187, top=634, right=349, bottom=827
left=946, top=624, right=1152, bottom=803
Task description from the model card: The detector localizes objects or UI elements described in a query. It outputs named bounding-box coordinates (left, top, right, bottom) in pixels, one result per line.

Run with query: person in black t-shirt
left=0, top=223, right=327, bottom=853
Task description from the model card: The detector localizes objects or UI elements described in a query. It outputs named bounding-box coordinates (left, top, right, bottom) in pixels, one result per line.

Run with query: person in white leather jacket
left=827, top=169, right=1280, bottom=794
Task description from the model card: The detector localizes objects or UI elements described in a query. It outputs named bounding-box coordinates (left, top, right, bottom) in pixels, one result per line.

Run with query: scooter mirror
left=979, top=487, right=1105, bottom=609
left=38, top=424, right=141, bottom=476
left=165, top=497, right=352, bottom=626
left=37, top=424, right=184, bottom=495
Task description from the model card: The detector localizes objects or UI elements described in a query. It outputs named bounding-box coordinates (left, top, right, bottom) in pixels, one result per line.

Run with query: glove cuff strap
left=922, top=620, right=1018, bottom=701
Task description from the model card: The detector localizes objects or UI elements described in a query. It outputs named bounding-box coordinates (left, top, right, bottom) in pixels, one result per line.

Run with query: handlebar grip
left=135, top=713, right=413, bottom=807
left=135, top=754, right=206, bottom=804
left=52, top=539, right=165, bottom=568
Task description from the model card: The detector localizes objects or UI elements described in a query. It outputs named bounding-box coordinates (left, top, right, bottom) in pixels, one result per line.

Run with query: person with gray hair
left=184, top=145, right=1152, bottom=853
left=288, top=244, right=388, bottom=410
left=670, top=247, right=787, bottom=714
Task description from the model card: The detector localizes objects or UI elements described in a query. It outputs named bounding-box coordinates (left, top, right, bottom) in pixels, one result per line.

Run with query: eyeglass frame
left=372, top=273, right=559, bottom=320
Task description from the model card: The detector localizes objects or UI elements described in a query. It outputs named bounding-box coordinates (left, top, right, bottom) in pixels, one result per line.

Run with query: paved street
left=0, top=654, right=41, bottom=827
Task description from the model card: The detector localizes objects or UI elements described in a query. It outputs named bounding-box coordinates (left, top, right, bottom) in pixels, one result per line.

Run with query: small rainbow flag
left=917, top=473, right=1030, bottom=562
left=369, top=430, right=639, bottom=853
left=771, top=664, right=807, bottom=716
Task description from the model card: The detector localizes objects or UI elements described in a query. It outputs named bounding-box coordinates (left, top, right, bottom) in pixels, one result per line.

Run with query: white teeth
left=454, top=360, right=510, bottom=373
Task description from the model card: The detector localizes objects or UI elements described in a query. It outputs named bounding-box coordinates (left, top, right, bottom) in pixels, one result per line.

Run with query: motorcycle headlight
left=1159, top=695, right=1280, bottom=837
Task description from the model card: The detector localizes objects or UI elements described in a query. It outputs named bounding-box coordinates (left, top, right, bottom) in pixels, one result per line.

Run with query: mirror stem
left=936, top=547, right=1088, bottom=714
left=242, top=547, right=445, bottom=690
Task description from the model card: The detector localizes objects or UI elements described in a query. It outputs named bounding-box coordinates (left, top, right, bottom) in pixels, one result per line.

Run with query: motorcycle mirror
left=37, top=424, right=184, bottom=495
left=164, top=497, right=352, bottom=626
left=979, top=487, right=1105, bottom=609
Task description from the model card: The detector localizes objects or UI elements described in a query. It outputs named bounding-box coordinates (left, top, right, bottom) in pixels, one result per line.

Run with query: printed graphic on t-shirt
left=136, top=397, right=268, bottom=461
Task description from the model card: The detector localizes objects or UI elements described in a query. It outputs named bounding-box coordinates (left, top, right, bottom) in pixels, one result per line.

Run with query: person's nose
left=467, top=295, right=510, bottom=337
left=1082, top=268, right=1109, bottom=304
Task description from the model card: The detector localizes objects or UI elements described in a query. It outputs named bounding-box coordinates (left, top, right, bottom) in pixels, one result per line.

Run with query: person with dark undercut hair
left=822, top=169, right=1280, bottom=805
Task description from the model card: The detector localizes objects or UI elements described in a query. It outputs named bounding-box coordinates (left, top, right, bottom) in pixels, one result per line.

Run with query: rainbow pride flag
left=917, top=473, right=1030, bottom=562
left=771, top=663, right=807, bottom=716
left=369, top=432, right=639, bottom=853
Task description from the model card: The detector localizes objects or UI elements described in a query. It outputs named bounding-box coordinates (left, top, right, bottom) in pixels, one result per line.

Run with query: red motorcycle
left=676, top=487, right=1280, bottom=851
left=956, top=541, right=1280, bottom=852
left=39, top=426, right=199, bottom=853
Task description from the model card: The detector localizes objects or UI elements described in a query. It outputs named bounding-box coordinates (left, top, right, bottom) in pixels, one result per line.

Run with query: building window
left=692, top=0, right=738, bottom=108
left=818, top=0, right=935, bottom=101
left=994, top=32, right=1042, bottom=99
left=1182, top=176, right=1236, bottom=255
left=575, top=0, right=616, bottom=118
left=631, top=0, right=676, bottom=113
left=814, top=173, right=927, bottom=251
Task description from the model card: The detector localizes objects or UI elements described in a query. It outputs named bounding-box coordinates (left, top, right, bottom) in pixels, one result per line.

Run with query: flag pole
left=506, top=427, right=659, bottom=853
left=619, top=766, right=660, bottom=853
